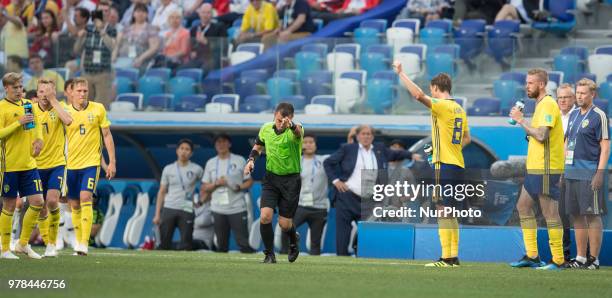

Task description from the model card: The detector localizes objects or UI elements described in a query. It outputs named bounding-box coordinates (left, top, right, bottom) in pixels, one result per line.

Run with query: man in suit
left=182, top=3, right=227, bottom=71
left=323, top=125, right=417, bottom=256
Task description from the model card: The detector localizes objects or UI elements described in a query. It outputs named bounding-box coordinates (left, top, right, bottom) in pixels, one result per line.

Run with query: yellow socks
left=48, top=208, right=61, bottom=245
left=19, top=205, right=42, bottom=246
left=38, top=215, right=50, bottom=245
left=71, top=207, right=82, bottom=245
left=520, top=215, right=538, bottom=258
left=450, top=218, right=460, bottom=258
left=438, top=218, right=453, bottom=259
left=0, top=209, right=14, bottom=252
left=547, top=219, right=565, bottom=265
left=80, top=202, right=93, bottom=245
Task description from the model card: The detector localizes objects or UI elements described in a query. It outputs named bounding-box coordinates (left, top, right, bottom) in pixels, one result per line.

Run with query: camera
left=91, top=10, right=104, bottom=21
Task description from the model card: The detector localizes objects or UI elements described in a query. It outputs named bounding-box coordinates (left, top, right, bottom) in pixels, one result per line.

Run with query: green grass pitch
left=1, top=249, right=612, bottom=297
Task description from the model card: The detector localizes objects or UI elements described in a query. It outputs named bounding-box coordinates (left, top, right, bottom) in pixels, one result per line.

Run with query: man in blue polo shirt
left=563, top=78, right=610, bottom=270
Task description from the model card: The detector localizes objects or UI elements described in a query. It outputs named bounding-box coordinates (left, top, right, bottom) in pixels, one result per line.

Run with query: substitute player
left=509, top=68, right=567, bottom=270
left=244, top=103, right=303, bottom=264
left=66, top=78, right=116, bottom=256
left=393, top=62, right=470, bottom=267
left=0, top=72, right=45, bottom=259
left=33, top=79, right=73, bottom=257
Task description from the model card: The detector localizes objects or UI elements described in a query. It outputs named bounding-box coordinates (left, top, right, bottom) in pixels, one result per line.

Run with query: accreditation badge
left=301, top=192, right=314, bottom=207
left=213, top=188, right=230, bottom=205
left=565, top=140, right=575, bottom=165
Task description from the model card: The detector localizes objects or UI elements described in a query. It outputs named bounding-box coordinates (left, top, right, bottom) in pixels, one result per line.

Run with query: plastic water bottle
left=23, top=102, right=35, bottom=130
left=424, top=144, right=433, bottom=166
left=508, top=100, right=525, bottom=125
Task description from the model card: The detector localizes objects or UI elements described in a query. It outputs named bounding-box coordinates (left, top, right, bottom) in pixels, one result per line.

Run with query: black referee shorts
left=261, top=172, right=301, bottom=218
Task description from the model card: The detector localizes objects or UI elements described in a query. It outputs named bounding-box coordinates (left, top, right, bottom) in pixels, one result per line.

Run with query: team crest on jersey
left=50, top=112, right=57, bottom=121
left=454, top=107, right=462, bottom=114
left=187, top=171, right=194, bottom=179
left=3, top=184, right=9, bottom=194
left=582, top=119, right=589, bottom=128
left=88, top=112, right=95, bottom=123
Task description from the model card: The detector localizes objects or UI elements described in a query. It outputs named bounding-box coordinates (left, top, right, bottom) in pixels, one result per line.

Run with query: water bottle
left=23, top=102, right=35, bottom=130
left=508, top=100, right=525, bottom=125
left=424, top=144, right=433, bottom=166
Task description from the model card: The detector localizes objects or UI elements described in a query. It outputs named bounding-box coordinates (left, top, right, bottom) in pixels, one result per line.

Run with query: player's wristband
left=248, top=150, right=259, bottom=162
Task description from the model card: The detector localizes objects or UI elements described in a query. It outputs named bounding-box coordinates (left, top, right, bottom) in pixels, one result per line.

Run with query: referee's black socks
left=260, top=222, right=274, bottom=253
left=286, top=225, right=297, bottom=245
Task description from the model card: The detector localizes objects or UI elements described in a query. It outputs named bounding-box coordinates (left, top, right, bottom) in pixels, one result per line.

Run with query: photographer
left=74, top=0, right=116, bottom=108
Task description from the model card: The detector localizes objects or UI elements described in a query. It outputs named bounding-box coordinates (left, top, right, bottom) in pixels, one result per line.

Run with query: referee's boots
left=262, top=250, right=277, bottom=264
left=288, top=232, right=300, bottom=263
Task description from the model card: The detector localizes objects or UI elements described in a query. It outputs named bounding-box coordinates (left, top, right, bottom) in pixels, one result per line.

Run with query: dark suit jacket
left=190, top=22, right=227, bottom=69
left=323, top=142, right=413, bottom=201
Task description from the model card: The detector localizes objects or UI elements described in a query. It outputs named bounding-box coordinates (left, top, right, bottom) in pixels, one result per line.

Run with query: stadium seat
left=97, top=193, right=123, bottom=247
left=500, top=72, right=527, bottom=84
left=145, top=67, right=172, bottom=81
left=236, top=43, right=263, bottom=55
left=334, top=43, right=361, bottom=61
left=426, top=53, right=455, bottom=80
left=467, top=98, right=501, bottom=116
left=548, top=71, right=565, bottom=86
left=354, top=27, right=380, bottom=50
left=301, top=43, right=329, bottom=58
left=211, top=94, right=240, bottom=111
left=137, top=76, right=165, bottom=104
left=594, top=45, right=612, bottom=55
left=399, top=44, right=427, bottom=60
left=146, top=93, right=174, bottom=111
left=304, top=103, right=333, bottom=114
left=123, top=192, right=150, bottom=248
left=115, top=67, right=140, bottom=82
left=168, top=77, right=196, bottom=104
left=301, top=70, right=333, bottom=102
left=386, top=27, right=414, bottom=54
left=313, top=18, right=324, bottom=31
left=554, top=54, right=585, bottom=84
left=241, top=69, right=269, bottom=81
left=419, top=27, right=445, bottom=51
left=372, top=70, right=398, bottom=83
left=392, top=18, right=420, bottom=35
left=609, top=74, right=612, bottom=82
left=560, top=46, right=589, bottom=61
left=594, top=98, right=609, bottom=113
left=454, top=19, right=486, bottom=64
left=532, top=0, right=576, bottom=35
left=234, top=77, right=264, bottom=101
left=361, top=53, right=388, bottom=79
left=453, top=96, right=467, bottom=109
left=280, top=95, right=307, bottom=110
left=96, top=183, right=115, bottom=215
left=115, top=93, right=143, bottom=110
left=493, top=79, right=524, bottom=110
left=175, top=94, right=208, bottom=112
left=266, top=77, right=294, bottom=106
left=335, top=78, right=360, bottom=114
left=433, top=44, right=460, bottom=59
left=240, top=95, right=271, bottom=113
left=273, top=69, right=300, bottom=81
left=176, top=68, right=204, bottom=82
left=588, top=54, right=612, bottom=84
left=393, top=52, right=421, bottom=80
left=366, top=78, right=395, bottom=114
left=115, top=78, right=134, bottom=95
left=575, top=73, right=597, bottom=83
left=327, top=52, right=355, bottom=75
left=230, top=51, right=256, bottom=65
left=110, top=101, right=136, bottom=112
left=360, top=19, right=387, bottom=32
left=426, top=19, right=452, bottom=33
left=311, top=95, right=336, bottom=110
left=523, top=99, right=535, bottom=116
left=49, top=67, right=70, bottom=81
left=487, top=20, right=520, bottom=65
left=205, top=102, right=233, bottom=113
left=339, top=70, right=367, bottom=86
left=295, top=51, right=323, bottom=79
left=600, top=82, right=612, bottom=101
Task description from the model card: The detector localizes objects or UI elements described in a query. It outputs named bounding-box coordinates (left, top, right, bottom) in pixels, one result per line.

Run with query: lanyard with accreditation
left=213, top=157, right=232, bottom=205
left=565, top=106, right=593, bottom=165
left=301, top=157, right=319, bottom=206
left=176, top=163, right=195, bottom=212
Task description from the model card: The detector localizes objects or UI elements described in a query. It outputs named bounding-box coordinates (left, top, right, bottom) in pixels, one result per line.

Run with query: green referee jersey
left=256, top=122, right=303, bottom=175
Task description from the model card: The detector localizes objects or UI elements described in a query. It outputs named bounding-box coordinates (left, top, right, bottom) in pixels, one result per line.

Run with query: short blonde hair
left=575, top=78, right=597, bottom=94
left=527, top=68, right=548, bottom=85
left=37, top=78, right=56, bottom=87
left=2, top=72, right=23, bottom=87
left=72, top=77, right=89, bottom=87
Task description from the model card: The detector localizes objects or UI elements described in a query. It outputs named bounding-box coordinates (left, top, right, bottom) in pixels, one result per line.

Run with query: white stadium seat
left=588, top=54, right=612, bottom=85
left=230, top=51, right=256, bottom=65
left=205, top=102, right=233, bottom=113
left=304, top=104, right=334, bottom=114
left=110, top=101, right=136, bottom=112
left=386, top=27, right=414, bottom=54
left=123, top=192, right=150, bottom=248
left=326, top=52, right=355, bottom=75
left=334, top=78, right=361, bottom=114
left=394, top=52, right=422, bottom=80
left=97, top=193, right=123, bottom=247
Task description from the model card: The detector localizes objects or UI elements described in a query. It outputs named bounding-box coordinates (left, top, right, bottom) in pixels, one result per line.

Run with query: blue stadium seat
left=234, top=77, right=264, bottom=100
left=236, top=43, right=263, bottom=55
left=176, top=68, right=204, bottom=82
left=454, top=19, right=485, bottom=64
left=146, top=93, right=174, bottom=111
left=280, top=95, right=307, bottom=110
left=419, top=27, right=446, bottom=51
left=467, top=98, right=501, bottom=116
left=594, top=98, right=609, bottom=114
left=366, top=79, right=395, bottom=114
left=110, top=184, right=142, bottom=248
left=493, top=79, right=524, bottom=110
left=487, top=20, right=520, bottom=65
left=426, top=19, right=452, bottom=33
left=392, top=18, right=420, bottom=35
left=313, top=18, right=324, bottom=31
left=116, top=93, right=143, bottom=109
left=560, top=46, right=589, bottom=61
left=339, top=70, right=366, bottom=85
left=115, top=78, right=134, bottom=94
left=116, top=67, right=140, bottom=82
left=595, top=45, right=612, bottom=55
left=575, top=73, right=597, bottom=83
left=295, top=51, right=323, bottom=79
left=366, top=44, right=392, bottom=60
left=49, top=67, right=70, bottom=81
left=426, top=53, right=455, bottom=80
left=240, top=95, right=271, bottom=113
left=301, top=43, right=328, bottom=58
left=354, top=27, right=379, bottom=51
left=145, top=67, right=172, bottom=81
left=532, top=0, right=576, bottom=35
left=96, top=183, right=115, bottom=215
left=500, top=72, right=527, bottom=84
left=360, top=19, right=387, bottom=32
left=240, top=69, right=269, bottom=81
left=266, top=77, right=294, bottom=106
left=433, top=44, right=460, bottom=59
left=334, top=43, right=361, bottom=60
left=372, top=70, right=398, bottom=83
left=137, top=76, right=165, bottom=104
left=211, top=94, right=240, bottom=111
left=274, top=69, right=299, bottom=81
left=361, top=53, right=388, bottom=79
left=301, top=70, right=333, bottom=102
left=399, top=44, right=427, bottom=60
left=609, top=74, right=612, bottom=82
left=175, top=94, right=207, bottom=112
left=168, top=77, right=196, bottom=104
left=548, top=71, right=565, bottom=86
left=311, top=95, right=336, bottom=110
left=523, top=99, right=535, bottom=116
left=554, top=54, right=585, bottom=83
left=600, top=82, right=612, bottom=101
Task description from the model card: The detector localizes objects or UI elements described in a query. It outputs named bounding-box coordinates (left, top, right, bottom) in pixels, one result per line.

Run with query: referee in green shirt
left=244, top=103, right=304, bottom=264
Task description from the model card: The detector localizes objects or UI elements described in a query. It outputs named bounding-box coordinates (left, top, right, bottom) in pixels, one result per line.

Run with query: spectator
left=153, top=139, right=204, bottom=251
left=4, top=55, right=32, bottom=86
left=0, top=6, right=28, bottom=59
left=386, top=140, right=420, bottom=222
left=120, top=0, right=154, bottom=29
left=73, top=0, right=117, bottom=108
left=183, top=3, right=226, bottom=71
left=280, top=134, right=330, bottom=255
left=395, top=0, right=450, bottom=26
left=5, top=0, right=59, bottom=28
left=113, top=3, right=160, bottom=71
left=24, top=54, right=65, bottom=93
left=108, top=4, right=123, bottom=32
left=57, top=7, right=89, bottom=74
left=261, top=0, right=315, bottom=50
left=453, top=0, right=504, bottom=25
left=200, top=134, right=254, bottom=253
left=557, top=83, right=577, bottom=133
left=236, top=0, right=279, bottom=44
left=216, top=0, right=250, bottom=28
left=178, top=0, right=202, bottom=27
left=60, top=0, right=96, bottom=32
left=323, top=125, right=415, bottom=256
left=307, top=0, right=345, bottom=24
left=151, top=0, right=180, bottom=35
left=495, top=0, right=543, bottom=24
left=155, top=10, right=190, bottom=70
left=29, top=9, right=59, bottom=67
left=337, top=0, right=380, bottom=15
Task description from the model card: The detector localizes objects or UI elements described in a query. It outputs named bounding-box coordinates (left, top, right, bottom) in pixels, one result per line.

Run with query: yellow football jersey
left=430, top=98, right=469, bottom=168
left=0, top=98, right=43, bottom=172
left=33, top=103, right=67, bottom=169
left=526, top=95, right=564, bottom=174
left=66, top=101, right=111, bottom=170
